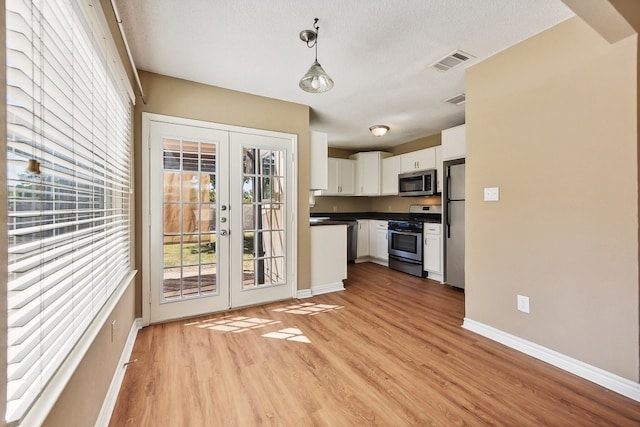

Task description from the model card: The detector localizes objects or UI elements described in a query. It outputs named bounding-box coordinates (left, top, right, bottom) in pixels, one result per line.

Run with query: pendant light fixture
left=299, top=18, right=334, bottom=93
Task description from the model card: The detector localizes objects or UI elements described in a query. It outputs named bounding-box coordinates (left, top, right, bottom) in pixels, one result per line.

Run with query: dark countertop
left=311, top=211, right=442, bottom=223
left=309, top=219, right=352, bottom=226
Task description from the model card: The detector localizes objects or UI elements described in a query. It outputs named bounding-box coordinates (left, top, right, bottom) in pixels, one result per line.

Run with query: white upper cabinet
left=381, top=155, right=401, bottom=195
left=349, top=151, right=392, bottom=196
left=309, top=131, right=328, bottom=190
left=442, top=124, right=466, bottom=161
left=317, top=158, right=355, bottom=196
left=316, top=144, right=447, bottom=197
left=435, top=145, right=443, bottom=193
left=400, top=147, right=436, bottom=173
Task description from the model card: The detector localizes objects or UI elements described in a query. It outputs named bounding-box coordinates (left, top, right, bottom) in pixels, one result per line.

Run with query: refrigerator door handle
left=446, top=200, right=451, bottom=238
left=445, top=167, right=451, bottom=239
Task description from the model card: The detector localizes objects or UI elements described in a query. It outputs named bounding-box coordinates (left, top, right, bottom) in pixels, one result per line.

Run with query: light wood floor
left=110, top=263, right=640, bottom=426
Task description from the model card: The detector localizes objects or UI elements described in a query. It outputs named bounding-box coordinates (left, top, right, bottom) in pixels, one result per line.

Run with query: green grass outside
left=163, top=232, right=255, bottom=268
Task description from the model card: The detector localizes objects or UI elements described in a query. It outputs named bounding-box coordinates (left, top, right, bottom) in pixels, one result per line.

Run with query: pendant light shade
left=299, top=60, right=334, bottom=93
left=299, top=18, right=334, bottom=93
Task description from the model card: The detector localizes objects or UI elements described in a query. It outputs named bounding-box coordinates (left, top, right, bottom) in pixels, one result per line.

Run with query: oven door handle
left=389, top=230, right=421, bottom=237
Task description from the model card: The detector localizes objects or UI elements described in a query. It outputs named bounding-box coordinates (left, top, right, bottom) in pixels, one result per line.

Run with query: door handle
left=220, top=230, right=228, bottom=236
left=221, top=205, right=227, bottom=211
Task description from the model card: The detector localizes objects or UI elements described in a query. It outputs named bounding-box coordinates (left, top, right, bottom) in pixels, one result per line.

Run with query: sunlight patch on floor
left=262, top=327, right=311, bottom=343
left=272, top=302, right=344, bottom=315
left=185, top=315, right=281, bottom=333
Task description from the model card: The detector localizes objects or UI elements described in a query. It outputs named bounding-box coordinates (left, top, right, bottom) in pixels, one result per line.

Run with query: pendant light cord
left=313, top=18, right=319, bottom=61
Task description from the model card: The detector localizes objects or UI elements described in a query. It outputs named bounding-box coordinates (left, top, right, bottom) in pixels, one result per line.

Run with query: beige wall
left=388, top=133, right=442, bottom=155
left=311, top=196, right=372, bottom=213
left=466, top=17, right=638, bottom=380
left=133, top=71, right=311, bottom=312
left=327, top=147, right=356, bottom=159
left=43, top=282, right=136, bottom=427
left=370, top=195, right=442, bottom=212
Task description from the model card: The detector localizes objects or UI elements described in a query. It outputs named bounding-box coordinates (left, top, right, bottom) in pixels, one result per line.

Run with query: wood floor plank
left=110, top=263, right=640, bottom=426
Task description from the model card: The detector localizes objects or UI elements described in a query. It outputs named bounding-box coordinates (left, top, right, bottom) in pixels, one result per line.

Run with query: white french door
left=144, top=117, right=296, bottom=324
left=229, top=132, right=293, bottom=307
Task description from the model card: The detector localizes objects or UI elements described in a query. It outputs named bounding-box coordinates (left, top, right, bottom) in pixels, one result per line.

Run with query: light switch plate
left=517, top=295, right=530, bottom=313
left=484, top=187, right=500, bottom=201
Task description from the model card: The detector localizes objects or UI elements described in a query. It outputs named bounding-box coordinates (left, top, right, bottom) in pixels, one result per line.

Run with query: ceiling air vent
left=430, top=50, right=474, bottom=71
left=444, top=93, right=466, bottom=105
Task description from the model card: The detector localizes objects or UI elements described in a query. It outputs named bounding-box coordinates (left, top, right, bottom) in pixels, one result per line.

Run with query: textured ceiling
left=114, top=0, right=574, bottom=149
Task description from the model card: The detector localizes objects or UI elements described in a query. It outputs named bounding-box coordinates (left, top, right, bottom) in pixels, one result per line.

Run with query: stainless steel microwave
left=398, top=169, right=437, bottom=196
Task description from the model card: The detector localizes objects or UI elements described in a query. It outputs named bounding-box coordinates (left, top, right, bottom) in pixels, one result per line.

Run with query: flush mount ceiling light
left=369, top=125, right=390, bottom=137
left=299, top=18, right=334, bottom=93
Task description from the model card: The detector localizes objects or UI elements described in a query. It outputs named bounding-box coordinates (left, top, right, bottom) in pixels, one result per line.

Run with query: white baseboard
left=462, top=318, right=640, bottom=402
left=426, top=272, right=443, bottom=282
left=371, top=258, right=389, bottom=267
left=96, top=317, right=143, bottom=427
left=296, top=289, right=313, bottom=299
left=311, top=281, right=345, bottom=296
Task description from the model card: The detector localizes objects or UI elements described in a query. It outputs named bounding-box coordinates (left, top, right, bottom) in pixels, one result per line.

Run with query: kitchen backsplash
left=311, top=195, right=442, bottom=213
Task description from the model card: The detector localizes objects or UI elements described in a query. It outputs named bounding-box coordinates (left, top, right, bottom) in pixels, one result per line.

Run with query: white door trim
left=141, top=113, right=298, bottom=326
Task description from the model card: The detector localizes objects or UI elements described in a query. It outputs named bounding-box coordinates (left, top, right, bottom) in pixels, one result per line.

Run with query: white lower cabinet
left=371, top=220, right=389, bottom=264
left=356, top=220, right=370, bottom=260
left=310, top=225, right=347, bottom=295
left=356, top=219, right=388, bottom=266
left=423, top=223, right=443, bottom=281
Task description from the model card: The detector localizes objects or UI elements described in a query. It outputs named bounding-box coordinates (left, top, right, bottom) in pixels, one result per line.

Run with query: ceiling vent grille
left=430, top=50, right=474, bottom=71
left=444, top=93, right=466, bottom=105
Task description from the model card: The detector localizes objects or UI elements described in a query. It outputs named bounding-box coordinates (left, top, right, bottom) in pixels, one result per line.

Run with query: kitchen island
left=309, top=222, right=347, bottom=295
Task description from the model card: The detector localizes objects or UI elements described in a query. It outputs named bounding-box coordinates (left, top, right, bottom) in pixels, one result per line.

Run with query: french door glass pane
left=241, top=147, right=286, bottom=289
left=162, top=138, right=218, bottom=300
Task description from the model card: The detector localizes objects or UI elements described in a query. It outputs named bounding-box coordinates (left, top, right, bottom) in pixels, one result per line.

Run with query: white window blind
left=5, top=0, right=132, bottom=423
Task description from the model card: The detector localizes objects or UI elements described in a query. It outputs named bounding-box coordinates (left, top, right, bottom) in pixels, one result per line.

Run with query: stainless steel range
left=388, top=205, right=442, bottom=278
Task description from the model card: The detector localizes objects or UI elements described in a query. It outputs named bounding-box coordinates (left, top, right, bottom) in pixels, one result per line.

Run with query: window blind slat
left=5, top=0, right=132, bottom=422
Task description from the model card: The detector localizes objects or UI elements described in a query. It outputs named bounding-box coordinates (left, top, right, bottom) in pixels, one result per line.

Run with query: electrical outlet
left=332, top=205, right=337, bottom=212
left=388, top=205, right=392, bottom=212
left=517, top=295, right=530, bottom=314
left=484, top=187, right=500, bottom=201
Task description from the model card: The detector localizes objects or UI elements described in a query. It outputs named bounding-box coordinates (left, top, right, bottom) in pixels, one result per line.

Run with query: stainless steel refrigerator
left=443, top=159, right=465, bottom=289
